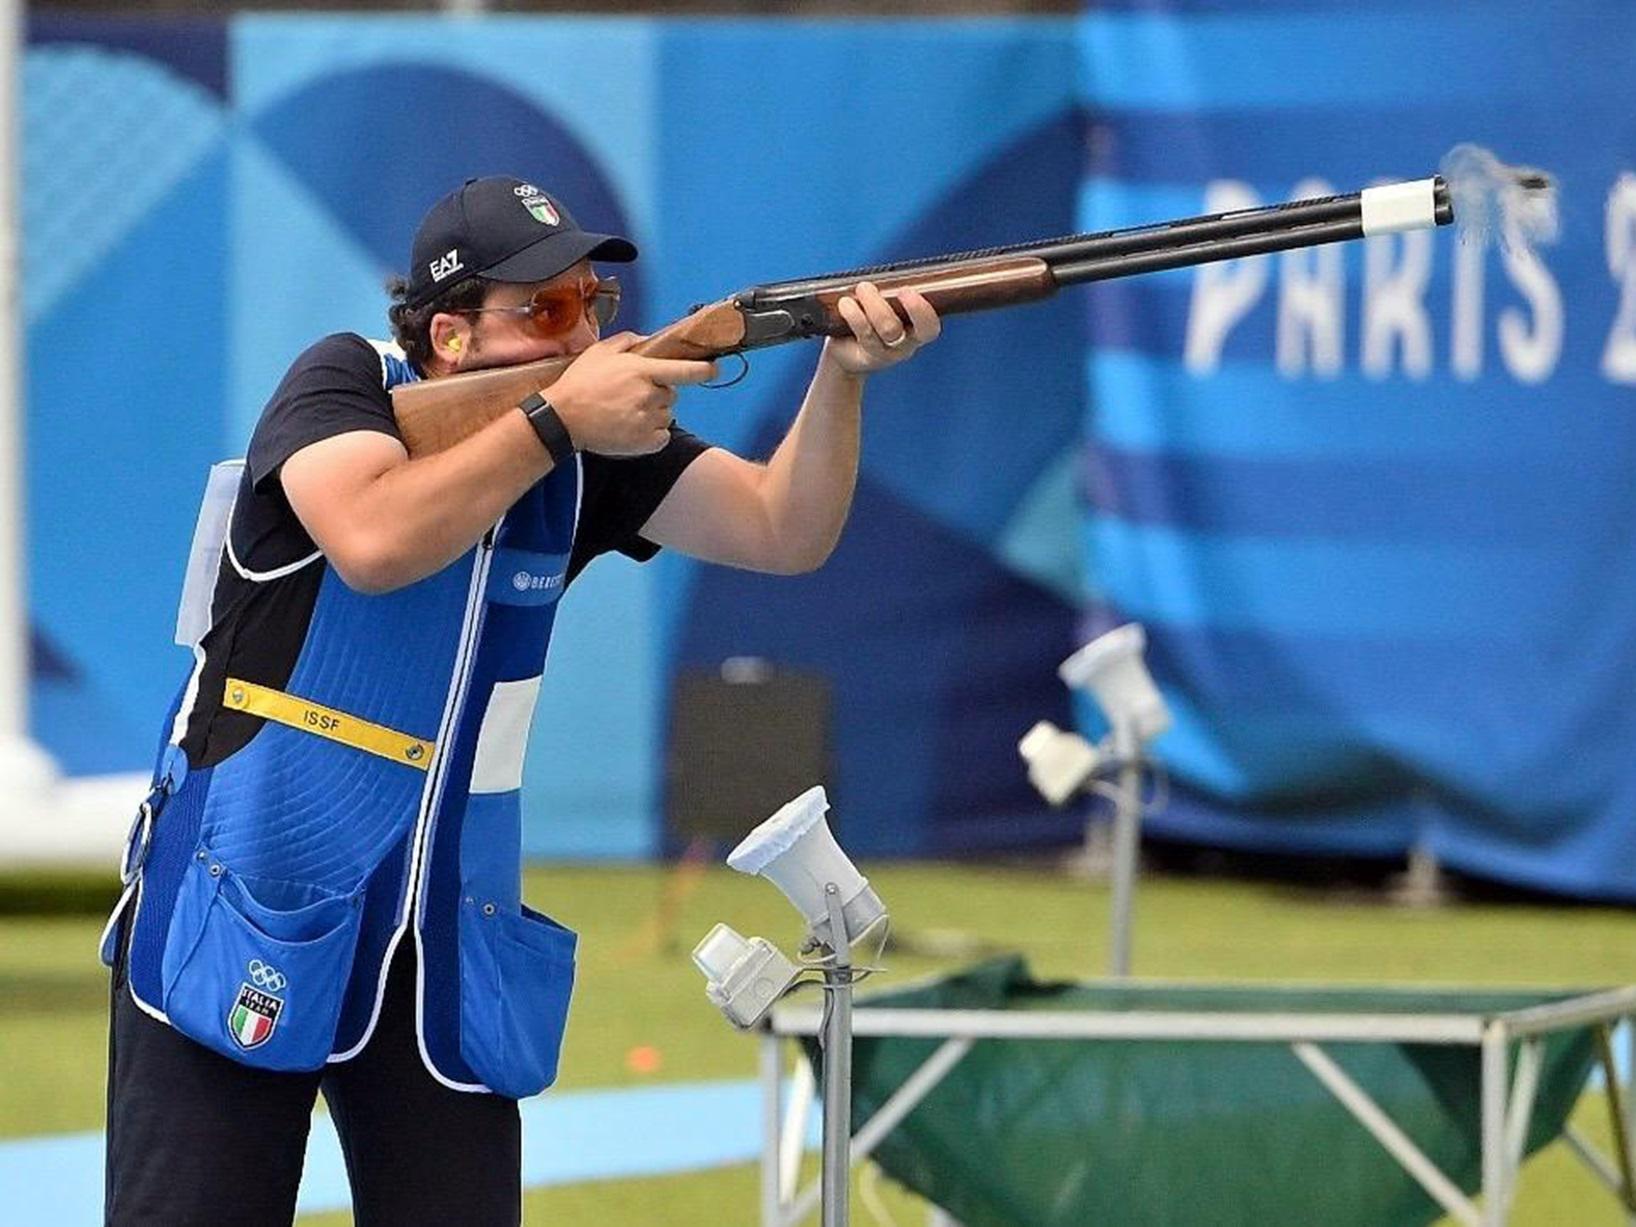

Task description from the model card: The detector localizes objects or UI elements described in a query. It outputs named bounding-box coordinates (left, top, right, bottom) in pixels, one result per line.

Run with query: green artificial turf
left=2, top=862, right=1633, bottom=1224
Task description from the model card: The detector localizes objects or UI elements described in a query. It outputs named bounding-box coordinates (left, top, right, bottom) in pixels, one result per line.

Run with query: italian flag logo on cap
left=229, top=983, right=283, bottom=1050
left=524, top=196, right=560, bottom=226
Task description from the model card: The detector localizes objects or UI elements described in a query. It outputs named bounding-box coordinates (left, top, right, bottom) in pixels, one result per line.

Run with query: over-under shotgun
left=391, top=177, right=1453, bottom=457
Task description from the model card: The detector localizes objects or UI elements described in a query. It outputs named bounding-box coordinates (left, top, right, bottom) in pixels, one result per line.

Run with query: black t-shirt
left=178, top=334, right=709, bottom=768
left=236, top=332, right=709, bottom=584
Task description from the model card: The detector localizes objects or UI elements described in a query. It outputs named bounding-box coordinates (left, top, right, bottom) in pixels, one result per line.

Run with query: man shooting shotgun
left=102, top=173, right=938, bottom=1227
left=104, top=165, right=1456, bottom=1224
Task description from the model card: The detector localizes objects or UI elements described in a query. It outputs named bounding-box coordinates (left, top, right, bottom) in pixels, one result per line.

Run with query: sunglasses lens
left=522, top=278, right=620, bottom=337
left=527, top=288, right=578, bottom=336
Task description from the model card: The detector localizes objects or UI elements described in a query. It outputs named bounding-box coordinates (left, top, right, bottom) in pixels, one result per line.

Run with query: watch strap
left=519, top=392, right=576, bottom=466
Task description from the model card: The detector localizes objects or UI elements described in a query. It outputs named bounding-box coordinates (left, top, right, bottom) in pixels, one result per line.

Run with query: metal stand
left=1107, top=725, right=1142, bottom=978
left=819, top=882, right=854, bottom=1227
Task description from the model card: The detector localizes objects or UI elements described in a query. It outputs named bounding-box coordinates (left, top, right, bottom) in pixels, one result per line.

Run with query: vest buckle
left=119, top=800, right=155, bottom=886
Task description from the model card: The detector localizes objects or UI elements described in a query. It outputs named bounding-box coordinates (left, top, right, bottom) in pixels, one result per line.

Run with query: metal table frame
left=758, top=986, right=1636, bottom=1227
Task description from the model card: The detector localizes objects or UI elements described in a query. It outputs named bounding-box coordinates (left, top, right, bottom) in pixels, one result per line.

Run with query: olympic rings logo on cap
left=247, top=959, right=287, bottom=993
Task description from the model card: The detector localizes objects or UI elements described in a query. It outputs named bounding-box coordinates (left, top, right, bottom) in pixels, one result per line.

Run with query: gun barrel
left=1051, top=218, right=1364, bottom=286
left=740, top=176, right=1451, bottom=305
left=1052, top=177, right=1451, bottom=287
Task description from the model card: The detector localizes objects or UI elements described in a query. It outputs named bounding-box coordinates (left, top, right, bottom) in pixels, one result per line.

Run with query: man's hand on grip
left=548, top=333, right=716, bottom=457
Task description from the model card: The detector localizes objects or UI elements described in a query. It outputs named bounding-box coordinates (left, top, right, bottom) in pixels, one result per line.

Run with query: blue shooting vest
left=106, top=352, right=579, bottom=1097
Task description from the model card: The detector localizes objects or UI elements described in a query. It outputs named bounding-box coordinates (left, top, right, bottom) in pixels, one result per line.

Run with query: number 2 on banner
left=1602, top=173, right=1636, bottom=384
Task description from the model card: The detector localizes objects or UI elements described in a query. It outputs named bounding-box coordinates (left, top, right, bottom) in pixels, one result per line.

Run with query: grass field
left=4, top=861, right=1635, bottom=1224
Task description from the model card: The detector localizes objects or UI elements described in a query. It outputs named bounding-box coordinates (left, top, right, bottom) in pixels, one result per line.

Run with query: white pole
left=819, top=884, right=854, bottom=1227
left=1106, top=720, right=1144, bottom=978
left=760, top=1029, right=783, bottom=1227
left=0, top=0, right=61, bottom=798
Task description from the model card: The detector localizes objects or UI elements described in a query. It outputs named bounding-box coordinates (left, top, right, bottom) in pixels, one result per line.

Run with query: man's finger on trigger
left=640, top=356, right=720, bottom=386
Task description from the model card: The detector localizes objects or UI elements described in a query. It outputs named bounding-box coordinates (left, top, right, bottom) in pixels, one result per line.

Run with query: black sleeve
left=245, top=333, right=402, bottom=493
left=568, top=427, right=711, bottom=583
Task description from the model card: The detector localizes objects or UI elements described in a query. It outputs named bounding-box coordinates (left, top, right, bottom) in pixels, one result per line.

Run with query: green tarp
left=808, top=957, right=1598, bottom=1227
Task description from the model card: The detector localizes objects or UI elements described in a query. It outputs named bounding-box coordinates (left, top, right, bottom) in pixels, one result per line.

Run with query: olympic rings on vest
left=247, top=959, right=287, bottom=993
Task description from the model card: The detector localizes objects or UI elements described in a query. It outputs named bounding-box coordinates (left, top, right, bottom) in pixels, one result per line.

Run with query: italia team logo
left=228, top=959, right=286, bottom=1050
left=524, top=196, right=560, bottom=226
left=513, top=183, right=560, bottom=226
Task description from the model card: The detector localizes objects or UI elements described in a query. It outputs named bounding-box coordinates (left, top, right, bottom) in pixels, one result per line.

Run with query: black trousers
left=105, top=922, right=522, bottom=1227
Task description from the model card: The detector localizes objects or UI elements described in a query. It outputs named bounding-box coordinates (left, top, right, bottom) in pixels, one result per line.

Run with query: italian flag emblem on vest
left=229, top=983, right=283, bottom=1050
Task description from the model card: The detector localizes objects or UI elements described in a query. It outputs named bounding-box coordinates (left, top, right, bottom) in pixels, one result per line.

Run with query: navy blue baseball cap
left=405, top=175, right=637, bottom=308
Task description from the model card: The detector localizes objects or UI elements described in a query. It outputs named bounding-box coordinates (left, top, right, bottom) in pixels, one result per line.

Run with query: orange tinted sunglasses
left=466, top=276, right=621, bottom=338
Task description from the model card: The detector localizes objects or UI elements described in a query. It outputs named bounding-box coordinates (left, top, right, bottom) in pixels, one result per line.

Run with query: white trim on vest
left=469, top=676, right=543, bottom=795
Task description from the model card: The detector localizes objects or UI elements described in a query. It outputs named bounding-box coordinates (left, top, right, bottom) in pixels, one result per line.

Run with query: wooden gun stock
left=390, top=299, right=748, bottom=458
left=391, top=354, right=572, bottom=458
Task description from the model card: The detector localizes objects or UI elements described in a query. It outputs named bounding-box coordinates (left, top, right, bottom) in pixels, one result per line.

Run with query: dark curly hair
left=385, top=274, right=489, bottom=370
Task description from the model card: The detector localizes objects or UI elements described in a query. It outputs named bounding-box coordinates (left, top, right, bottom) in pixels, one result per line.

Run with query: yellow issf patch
left=222, top=677, right=434, bottom=770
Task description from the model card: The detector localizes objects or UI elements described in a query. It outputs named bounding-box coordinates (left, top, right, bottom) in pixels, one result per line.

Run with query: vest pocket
left=458, top=900, right=577, bottom=1098
left=160, top=848, right=365, bottom=1071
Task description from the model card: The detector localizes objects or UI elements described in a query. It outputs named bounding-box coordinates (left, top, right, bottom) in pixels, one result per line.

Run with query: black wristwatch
left=519, top=392, right=576, bottom=466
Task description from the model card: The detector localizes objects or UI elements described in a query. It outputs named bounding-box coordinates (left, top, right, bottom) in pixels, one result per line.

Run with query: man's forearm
left=347, top=411, right=552, bottom=591
left=753, top=344, right=865, bottom=572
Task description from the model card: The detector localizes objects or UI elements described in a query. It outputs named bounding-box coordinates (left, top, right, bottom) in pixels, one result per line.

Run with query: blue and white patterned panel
left=1078, top=0, right=1636, bottom=897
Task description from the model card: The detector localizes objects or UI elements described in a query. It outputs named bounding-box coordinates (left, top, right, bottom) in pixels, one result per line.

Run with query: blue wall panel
left=27, top=8, right=1636, bottom=895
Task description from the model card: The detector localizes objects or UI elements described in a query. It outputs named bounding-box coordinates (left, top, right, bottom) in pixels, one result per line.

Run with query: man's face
left=458, top=258, right=606, bottom=370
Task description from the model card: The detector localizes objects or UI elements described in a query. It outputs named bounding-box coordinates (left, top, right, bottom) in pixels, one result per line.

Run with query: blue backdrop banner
left=1079, top=1, right=1636, bottom=900
left=24, top=9, right=1636, bottom=898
